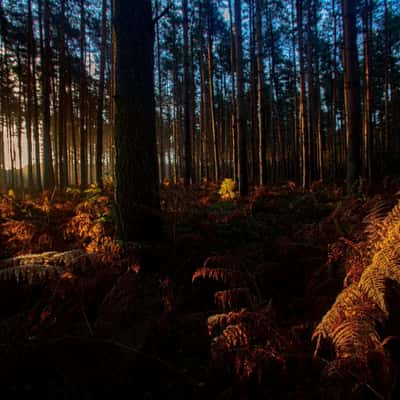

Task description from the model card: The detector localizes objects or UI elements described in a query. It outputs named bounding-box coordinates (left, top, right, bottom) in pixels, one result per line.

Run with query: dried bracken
left=313, top=199, right=400, bottom=397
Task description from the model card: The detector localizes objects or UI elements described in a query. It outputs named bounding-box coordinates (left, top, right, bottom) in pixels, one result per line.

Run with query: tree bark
left=39, top=0, right=55, bottom=191
left=96, top=0, right=107, bottom=187
left=113, top=0, right=161, bottom=242
left=80, top=0, right=88, bottom=188
left=342, top=0, right=362, bottom=193
left=234, top=0, right=248, bottom=196
left=183, top=0, right=192, bottom=186
left=296, top=0, right=309, bottom=189
left=255, top=0, right=266, bottom=185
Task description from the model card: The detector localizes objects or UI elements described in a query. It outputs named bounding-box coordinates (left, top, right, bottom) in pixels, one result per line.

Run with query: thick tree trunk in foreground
left=113, top=0, right=160, bottom=242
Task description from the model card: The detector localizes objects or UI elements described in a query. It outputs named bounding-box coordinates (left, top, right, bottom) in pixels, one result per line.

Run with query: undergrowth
left=0, top=182, right=399, bottom=398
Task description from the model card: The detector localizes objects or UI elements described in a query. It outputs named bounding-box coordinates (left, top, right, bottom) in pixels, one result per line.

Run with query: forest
left=0, top=0, right=400, bottom=398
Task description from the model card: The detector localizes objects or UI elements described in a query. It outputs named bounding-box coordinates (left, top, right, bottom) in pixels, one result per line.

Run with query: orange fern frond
left=214, top=288, right=255, bottom=312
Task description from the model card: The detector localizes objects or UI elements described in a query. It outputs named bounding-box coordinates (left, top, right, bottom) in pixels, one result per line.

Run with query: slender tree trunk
left=296, top=0, right=308, bottom=188
left=291, top=0, right=299, bottom=182
left=228, top=0, right=237, bottom=182
left=249, top=0, right=257, bottom=184
left=96, top=0, right=107, bottom=187
left=183, top=0, right=192, bottom=185
left=362, top=0, right=372, bottom=182
left=342, top=0, right=362, bottom=193
left=30, top=3, right=42, bottom=191
left=306, top=0, right=314, bottom=182
left=234, top=0, right=248, bottom=196
left=155, top=0, right=165, bottom=182
left=25, top=0, right=35, bottom=190
left=39, top=0, right=55, bottom=190
left=58, top=0, right=68, bottom=189
left=206, top=4, right=219, bottom=183
left=383, top=0, right=391, bottom=165
left=255, top=0, right=266, bottom=185
left=80, top=0, right=87, bottom=188
left=16, top=55, right=24, bottom=193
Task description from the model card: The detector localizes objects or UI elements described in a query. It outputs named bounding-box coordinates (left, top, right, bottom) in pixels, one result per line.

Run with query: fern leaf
left=313, top=285, right=364, bottom=344
left=192, top=267, right=247, bottom=286
left=0, top=264, right=62, bottom=284
left=211, top=323, right=250, bottom=356
left=331, top=318, right=382, bottom=359
left=214, top=288, right=255, bottom=312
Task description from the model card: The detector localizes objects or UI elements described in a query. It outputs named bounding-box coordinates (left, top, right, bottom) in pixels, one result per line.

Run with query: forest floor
left=0, top=180, right=399, bottom=399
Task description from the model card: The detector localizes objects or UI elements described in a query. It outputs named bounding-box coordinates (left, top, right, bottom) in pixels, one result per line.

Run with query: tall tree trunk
left=96, top=0, right=107, bottom=187
left=248, top=0, right=257, bottom=184
left=29, top=0, right=42, bottom=190
left=255, top=0, right=266, bottom=185
left=228, top=0, right=237, bottom=182
left=80, top=0, right=87, bottom=188
left=183, top=0, right=192, bottom=186
left=291, top=0, right=299, bottom=182
left=342, top=0, right=362, bottom=193
left=296, top=0, right=309, bottom=188
left=362, top=0, right=372, bottom=182
left=207, top=4, right=219, bottom=183
left=234, top=0, right=248, bottom=196
left=16, top=52, right=24, bottom=193
left=383, top=0, right=391, bottom=165
left=58, top=0, right=68, bottom=189
left=155, top=0, right=165, bottom=182
left=39, top=0, right=55, bottom=190
left=113, top=0, right=161, bottom=242
left=25, top=0, right=34, bottom=190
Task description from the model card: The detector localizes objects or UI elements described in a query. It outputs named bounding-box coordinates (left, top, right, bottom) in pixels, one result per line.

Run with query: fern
left=365, top=201, right=400, bottom=257
left=313, top=285, right=365, bottom=345
left=194, top=253, right=285, bottom=383
left=331, top=318, right=382, bottom=359
left=313, top=200, right=400, bottom=396
left=214, top=288, right=255, bottom=312
left=358, top=223, right=400, bottom=314
left=0, top=250, right=98, bottom=284
left=0, top=264, right=62, bottom=284
left=211, top=323, right=250, bottom=355
left=234, top=346, right=286, bottom=382
left=192, top=267, right=247, bottom=287
left=208, top=307, right=287, bottom=383
left=192, top=255, right=262, bottom=304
